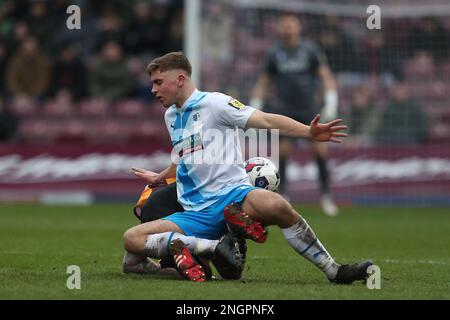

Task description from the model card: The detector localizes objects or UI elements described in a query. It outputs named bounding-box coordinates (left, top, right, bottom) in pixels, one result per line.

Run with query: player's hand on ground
left=309, top=114, right=348, bottom=143
left=131, top=167, right=160, bottom=184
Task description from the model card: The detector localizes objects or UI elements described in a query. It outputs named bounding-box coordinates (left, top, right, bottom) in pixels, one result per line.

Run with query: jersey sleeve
left=209, top=93, right=256, bottom=129
left=309, top=41, right=329, bottom=71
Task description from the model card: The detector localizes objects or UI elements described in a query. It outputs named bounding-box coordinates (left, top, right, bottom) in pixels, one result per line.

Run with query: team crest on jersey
left=193, top=112, right=200, bottom=121
left=228, top=98, right=246, bottom=110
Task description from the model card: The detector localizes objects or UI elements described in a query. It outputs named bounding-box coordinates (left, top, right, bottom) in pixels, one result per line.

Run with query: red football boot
left=169, top=239, right=207, bottom=282
left=224, top=204, right=268, bottom=243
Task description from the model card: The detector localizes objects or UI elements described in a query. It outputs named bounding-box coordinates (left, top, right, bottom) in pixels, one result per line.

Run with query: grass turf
left=0, top=204, right=449, bottom=299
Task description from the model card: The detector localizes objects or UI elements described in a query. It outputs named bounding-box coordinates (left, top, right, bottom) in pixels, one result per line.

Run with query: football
left=244, top=157, right=280, bottom=192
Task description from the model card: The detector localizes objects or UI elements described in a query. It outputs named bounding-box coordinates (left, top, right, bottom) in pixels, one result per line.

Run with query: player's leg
left=240, top=189, right=372, bottom=284
left=143, top=190, right=242, bottom=279
left=311, top=141, right=339, bottom=216
left=124, top=219, right=219, bottom=258
left=139, top=183, right=190, bottom=274
left=123, top=219, right=212, bottom=281
left=127, top=183, right=245, bottom=280
left=124, top=184, right=184, bottom=275
left=123, top=216, right=242, bottom=281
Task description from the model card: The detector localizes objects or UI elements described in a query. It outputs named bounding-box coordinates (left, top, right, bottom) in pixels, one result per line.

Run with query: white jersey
left=165, top=89, right=256, bottom=211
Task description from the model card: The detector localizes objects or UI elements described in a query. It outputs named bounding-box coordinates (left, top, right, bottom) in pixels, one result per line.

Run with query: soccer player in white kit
left=123, top=52, right=372, bottom=283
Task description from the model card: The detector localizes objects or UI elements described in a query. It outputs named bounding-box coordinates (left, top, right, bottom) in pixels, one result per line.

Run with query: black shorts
left=140, top=183, right=184, bottom=223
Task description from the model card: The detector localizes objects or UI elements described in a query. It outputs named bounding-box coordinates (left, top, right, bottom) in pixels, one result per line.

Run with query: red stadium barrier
left=0, top=144, right=449, bottom=205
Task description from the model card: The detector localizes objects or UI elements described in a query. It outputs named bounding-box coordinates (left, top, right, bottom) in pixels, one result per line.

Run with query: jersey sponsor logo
left=277, top=57, right=308, bottom=73
left=173, top=133, right=204, bottom=158
left=228, top=98, right=246, bottom=110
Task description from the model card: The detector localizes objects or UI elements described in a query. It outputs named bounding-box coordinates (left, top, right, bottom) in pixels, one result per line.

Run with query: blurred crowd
left=1, top=0, right=449, bottom=146
left=0, top=0, right=182, bottom=143
left=326, top=15, right=448, bottom=145
left=201, top=3, right=449, bottom=146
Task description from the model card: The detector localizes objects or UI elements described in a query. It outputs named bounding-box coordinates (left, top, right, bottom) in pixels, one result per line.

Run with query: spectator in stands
left=376, top=82, right=427, bottom=144
left=409, top=17, right=449, bottom=61
left=26, top=0, right=55, bottom=51
left=127, top=56, right=155, bottom=101
left=149, top=1, right=174, bottom=53
left=403, top=50, right=435, bottom=80
left=202, top=2, right=233, bottom=64
left=5, top=36, right=51, bottom=99
left=97, top=5, right=125, bottom=47
left=361, top=33, right=401, bottom=76
left=88, top=41, right=136, bottom=102
left=7, top=20, right=30, bottom=54
left=163, top=7, right=184, bottom=54
left=50, top=4, right=99, bottom=61
left=51, top=44, right=87, bottom=101
left=0, top=95, right=18, bottom=141
left=319, top=27, right=357, bottom=72
left=0, top=1, right=16, bottom=40
left=346, top=86, right=379, bottom=146
left=0, top=38, right=9, bottom=95
left=122, top=1, right=167, bottom=57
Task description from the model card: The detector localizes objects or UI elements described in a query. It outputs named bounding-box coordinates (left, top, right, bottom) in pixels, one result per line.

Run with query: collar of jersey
left=175, top=89, right=200, bottom=113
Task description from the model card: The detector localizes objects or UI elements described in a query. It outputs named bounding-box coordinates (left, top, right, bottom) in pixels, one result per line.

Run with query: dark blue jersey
left=265, top=40, right=328, bottom=120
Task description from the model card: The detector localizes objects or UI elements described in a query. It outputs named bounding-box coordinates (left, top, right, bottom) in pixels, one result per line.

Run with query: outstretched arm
left=246, top=110, right=347, bottom=143
left=131, top=162, right=177, bottom=184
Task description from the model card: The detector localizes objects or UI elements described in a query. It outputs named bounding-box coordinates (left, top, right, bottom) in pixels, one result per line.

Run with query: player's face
left=150, top=69, right=181, bottom=108
left=279, top=16, right=301, bottom=43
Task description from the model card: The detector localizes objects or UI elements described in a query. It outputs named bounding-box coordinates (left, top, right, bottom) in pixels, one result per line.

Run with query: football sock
left=144, top=232, right=219, bottom=259
left=281, top=218, right=339, bottom=279
left=315, top=156, right=330, bottom=194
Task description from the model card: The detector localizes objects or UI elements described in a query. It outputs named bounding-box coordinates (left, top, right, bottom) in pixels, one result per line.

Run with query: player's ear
left=177, top=73, right=186, bottom=87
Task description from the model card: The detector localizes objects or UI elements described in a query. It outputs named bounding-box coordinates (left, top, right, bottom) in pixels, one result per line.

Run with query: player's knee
left=123, top=228, right=140, bottom=252
left=266, top=193, right=290, bottom=213
left=266, top=194, right=297, bottom=226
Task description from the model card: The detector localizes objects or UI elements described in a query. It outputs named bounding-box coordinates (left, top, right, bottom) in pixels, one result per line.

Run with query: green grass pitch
left=0, top=203, right=449, bottom=299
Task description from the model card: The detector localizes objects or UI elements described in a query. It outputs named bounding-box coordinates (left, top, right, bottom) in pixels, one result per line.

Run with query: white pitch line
left=382, top=259, right=450, bottom=266
left=250, top=256, right=450, bottom=266
left=0, top=251, right=33, bottom=255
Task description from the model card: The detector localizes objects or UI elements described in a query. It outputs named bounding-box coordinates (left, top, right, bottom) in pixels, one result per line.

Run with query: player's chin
left=162, top=100, right=174, bottom=108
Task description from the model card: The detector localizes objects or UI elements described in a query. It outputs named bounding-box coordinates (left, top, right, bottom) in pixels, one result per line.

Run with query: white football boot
left=321, top=194, right=339, bottom=217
